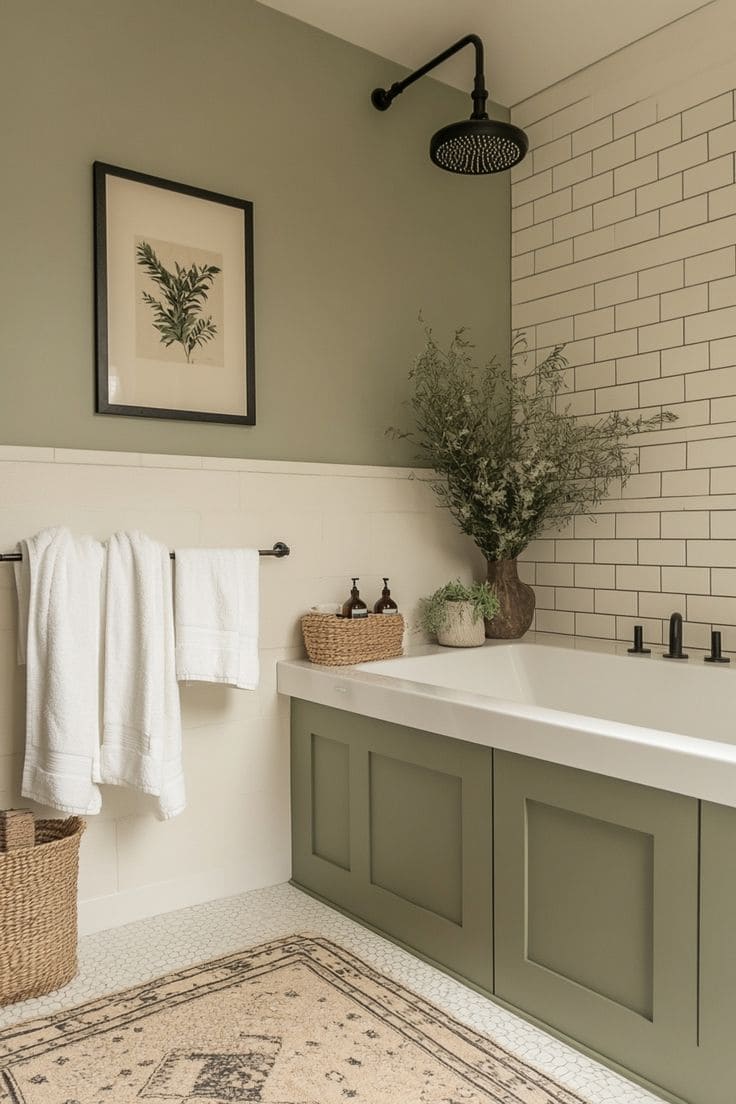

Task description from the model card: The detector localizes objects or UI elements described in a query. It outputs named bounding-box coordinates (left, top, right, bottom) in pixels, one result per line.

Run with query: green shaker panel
left=311, top=733, right=351, bottom=871
left=494, top=751, right=698, bottom=1099
left=291, top=699, right=493, bottom=989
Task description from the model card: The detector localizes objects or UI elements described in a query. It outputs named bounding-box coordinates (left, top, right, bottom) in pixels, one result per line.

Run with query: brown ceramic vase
left=485, top=558, right=535, bottom=639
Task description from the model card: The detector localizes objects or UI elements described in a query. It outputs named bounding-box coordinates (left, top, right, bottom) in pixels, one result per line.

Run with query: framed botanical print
left=93, top=162, right=255, bottom=425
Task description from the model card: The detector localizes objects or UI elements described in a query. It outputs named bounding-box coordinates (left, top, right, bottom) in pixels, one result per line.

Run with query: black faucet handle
left=627, top=625, right=651, bottom=654
left=705, top=629, right=731, bottom=663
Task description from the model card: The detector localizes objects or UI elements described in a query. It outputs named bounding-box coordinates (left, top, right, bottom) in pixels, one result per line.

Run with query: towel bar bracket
left=0, top=541, right=290, bottom=563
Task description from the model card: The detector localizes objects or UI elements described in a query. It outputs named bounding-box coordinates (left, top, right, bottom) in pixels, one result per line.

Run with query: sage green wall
left=0, top=0, right=510, bottom=465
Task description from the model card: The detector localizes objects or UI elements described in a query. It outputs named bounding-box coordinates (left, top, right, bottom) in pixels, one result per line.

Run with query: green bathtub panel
left=290, top=699, right=493, bottom=989
left=494, top=751, right=698, bottom=1100
left=311, top=733, right=351, bottom=871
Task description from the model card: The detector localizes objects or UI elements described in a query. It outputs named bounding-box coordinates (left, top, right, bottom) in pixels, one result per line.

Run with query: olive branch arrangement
left=389, top=326, right=676, bottom=562
left=136, top=240, right=221, bottom=364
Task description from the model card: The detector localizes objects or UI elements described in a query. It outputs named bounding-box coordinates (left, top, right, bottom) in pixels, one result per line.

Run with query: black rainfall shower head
left=370, top=33, right=529, bottom=177
left=430, top=118, right=528, bottom=175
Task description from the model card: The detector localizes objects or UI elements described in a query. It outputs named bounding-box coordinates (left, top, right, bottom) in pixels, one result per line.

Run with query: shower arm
left=371, top=34, right=489, bottom=120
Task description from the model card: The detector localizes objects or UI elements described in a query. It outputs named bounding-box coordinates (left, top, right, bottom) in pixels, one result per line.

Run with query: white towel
left=174, top=548, right=260, bottom=690
left=14, top=527, right=103, bottom=816
left=100, top=532, right=184, bottom=820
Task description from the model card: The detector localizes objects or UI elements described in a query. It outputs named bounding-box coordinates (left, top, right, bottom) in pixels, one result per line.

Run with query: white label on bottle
left=350, top=609, right=368, bottom=618
left=380, top=609, right=399, bottom=614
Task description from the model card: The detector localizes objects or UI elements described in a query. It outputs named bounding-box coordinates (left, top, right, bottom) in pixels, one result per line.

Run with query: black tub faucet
left=664, top=612, right=688, bottom=660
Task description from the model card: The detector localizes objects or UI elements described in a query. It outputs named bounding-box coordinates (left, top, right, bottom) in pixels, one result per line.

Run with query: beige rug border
left=0, top=932, right=588, bottom=1103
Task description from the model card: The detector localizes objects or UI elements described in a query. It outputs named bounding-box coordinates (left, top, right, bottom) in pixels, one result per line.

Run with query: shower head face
left=430, top=118, right=529, bottom=175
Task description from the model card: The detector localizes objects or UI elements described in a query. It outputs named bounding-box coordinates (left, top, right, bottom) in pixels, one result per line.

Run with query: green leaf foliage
left=136, top=240, right=221, bottom=364
left=389, top=326, right=676, bottom=561
left=419, top=579, right=500, bottom=636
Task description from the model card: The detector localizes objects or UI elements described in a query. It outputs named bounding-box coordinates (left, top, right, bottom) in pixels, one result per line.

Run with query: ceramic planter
left=437, top=600, right=486, bottom=647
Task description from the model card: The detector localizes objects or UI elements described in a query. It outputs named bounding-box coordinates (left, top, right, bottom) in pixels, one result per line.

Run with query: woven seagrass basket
left=0, top=816, right=85, bottom=1006
left=301, top=613, right=404, bottom=666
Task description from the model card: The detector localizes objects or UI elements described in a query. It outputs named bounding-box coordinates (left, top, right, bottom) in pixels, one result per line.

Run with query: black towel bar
left=0, top=541, right=290, bottom=562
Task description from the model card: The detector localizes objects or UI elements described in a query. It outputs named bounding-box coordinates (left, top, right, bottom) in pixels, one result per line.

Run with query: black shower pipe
left=371, top=33, right=489, bottom=120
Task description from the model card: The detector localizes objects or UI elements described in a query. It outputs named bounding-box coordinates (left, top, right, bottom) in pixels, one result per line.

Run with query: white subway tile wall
left=513, top=51, right=736, bottom=651
left=0, top=446, right=484, bottom=934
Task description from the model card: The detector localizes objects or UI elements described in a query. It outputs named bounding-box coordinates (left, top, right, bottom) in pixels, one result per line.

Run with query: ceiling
left=259, top=0, right=713, bottom=105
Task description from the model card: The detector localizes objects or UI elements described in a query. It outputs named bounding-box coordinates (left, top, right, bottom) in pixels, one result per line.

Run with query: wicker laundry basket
left=301, top=612, right=404, bottom=666
left=0, top=816, right=85, bottom=1006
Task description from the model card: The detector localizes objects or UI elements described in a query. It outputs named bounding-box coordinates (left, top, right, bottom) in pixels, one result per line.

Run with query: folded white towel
left=174, top=548, right=260, bottom=690
left=100, top=532, right=184, bottom=820
left=14, top=527, right=103, bottom=816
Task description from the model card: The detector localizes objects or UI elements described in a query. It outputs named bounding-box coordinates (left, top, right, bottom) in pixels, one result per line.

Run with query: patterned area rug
left=0, top=934, right=588, bottom=1103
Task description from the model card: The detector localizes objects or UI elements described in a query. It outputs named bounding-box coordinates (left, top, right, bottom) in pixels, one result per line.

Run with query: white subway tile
left=617, top=564, right=661, bottom=590
left=712, top=568, right=736, bottom=595
left=640, top=376, right=685, bottom=406
left=576, top=360, right=615, bottom=390
left=710, top=336, right=736, bottom=368
left=536, top=563, right=575, bottom=587
left=594, top=190, right=636, bottom=229
left=537, top=316, right=574, bottom=347
left=710, top=183, right=736, bottom=220
left=617, top=616, right=663, bottom=645
left=639, top=591, right=687, bottom=618
left=662, top=565, right=711, bottom=592
left=512, top=202, right=535, bottom=232
left=534, top=134, right=573, bottom=172
left=596, top=329, right=638, bottom=360
left=616, top=351, right=660, bottom=384
left=687, top=364, right=736, bottom=400
left=565, top=390, right=596, bottom=415
left=685, top=305, right=736, bottom=343
left=688, top=437, right=736, bottom=469
left=554, top=206, right=594, bottom=242
left=685, top=246, right=735, bottom=285
left=615, top=211, right=660, bottom=248
left=711, top=396, right=736, bottom=422
left=639, top=442, right=687, bottom=471
left=595, top=382, right=638, bottom=413
left=555, top=538, right=594, bottom=563
left=594, top=539, right=638, bottom=564
left=613, top=99, right=657, bottom=139
left=512, top=252, right=534, bottom=280
left=710, top=275, right=736, bottom=310
left=593, top=134, right=635, bottom=175
left=574, top=513, right=615, bottom=539
left=575, top=307, right=614, bottom=339
left=662, top=468, right=710, bottom=496
left=615, top=297, right=659, bottom=331
left=709, top=120, right=736, bottom=158
left=553, top=152, right=593, bottom=191
left=712, top=511, right=736, bottom=538
left=661, top=342, right=708, bottom=376
left=595, top=273, right=637, bottom=308
left=662, top=284, right=709, bottom=321
left=683, top=154, right=734, bottom=199
left=661, top=512, right=710, bottom=539
left=639, top=539, right=686, bottom=565
left=595, top=589, right=637, bottom=615
left=614, top=153, right=658, bottom=194
left=574, top=225, right=616, bottom=260
left=534, top=188, right=573, bottom=223
left=639, top=318, right=684, bottom=353
left=636, top=115, right=682, bottom=157
left=513, top=221, right=553, bottom=256
left=536, top=609, right=575, bottom=634
left=513, top=169, right=553, bottom=208
left=660, top=194, right=709, bottom=234
left=623, top=472, right=662, bottom=497
left=664, top=399, right=710, bottom=427
left=615, top=512, right=660, bottom=538
left=575, top=612, right=616, bottom=638
left=573, top=116, right=613, bottom=156
left=688, top=594, right=736, bottom=623
left=575, top=563, right=616, bottom=589
left=519, top=538, right=555, bottom=562
left=637, top=174, right=683, bottom=214
left=682, top=93, right=733, bottom=139
left=640, top=260, right=684, bottom=296
left=534, top=585, right=555, bottom=609
left=555, top=586, right=594, bottom=612
left=572, top=171, right=613, bottom=210
left=514, top=285, right=594, bottom=328
left=535, top=240, right=574, bottom=272
left=688, top=540, right=736, bottom=566
left=659, top=134, right=708, bottom=177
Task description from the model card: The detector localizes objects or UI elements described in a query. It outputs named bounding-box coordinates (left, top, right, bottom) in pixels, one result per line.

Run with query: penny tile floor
left=0, top=882, right=661, bottom=1103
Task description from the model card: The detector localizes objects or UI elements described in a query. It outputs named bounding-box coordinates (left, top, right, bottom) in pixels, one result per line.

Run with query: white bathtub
left=277, top=633, right=736, bottom=808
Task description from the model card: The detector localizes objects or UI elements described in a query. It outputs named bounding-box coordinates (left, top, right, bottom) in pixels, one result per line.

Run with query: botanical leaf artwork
left=136, top=240, right=221, bottom=364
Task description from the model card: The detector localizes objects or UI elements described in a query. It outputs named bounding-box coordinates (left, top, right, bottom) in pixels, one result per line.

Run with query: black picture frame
left=93, top=162, right=255, bottom=425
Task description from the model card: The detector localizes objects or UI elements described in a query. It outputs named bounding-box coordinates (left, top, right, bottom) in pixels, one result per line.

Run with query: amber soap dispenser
left=374, top=578, right=399, bottom=614
left=342, top=578, right=368, bottom=619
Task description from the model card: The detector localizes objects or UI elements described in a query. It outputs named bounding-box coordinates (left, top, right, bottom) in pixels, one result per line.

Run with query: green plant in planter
left=390, top=326, right=675, bottom=638
left=419, top=580, right=499, bottom=637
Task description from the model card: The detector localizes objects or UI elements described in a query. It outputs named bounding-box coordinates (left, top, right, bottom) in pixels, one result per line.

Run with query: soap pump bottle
left=342, top=578, right=368, bottom=619
left=374, top=578, right=399, bottom=614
